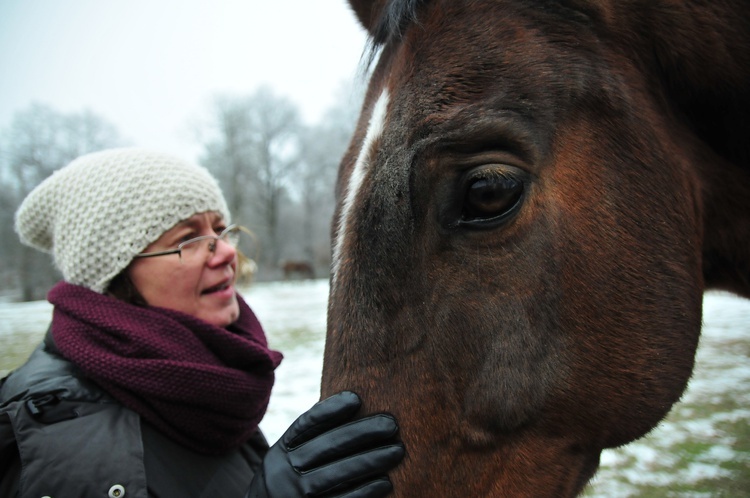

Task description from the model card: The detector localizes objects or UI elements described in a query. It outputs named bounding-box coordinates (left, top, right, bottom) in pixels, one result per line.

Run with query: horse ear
left=348, top=0, right=389, bottom=34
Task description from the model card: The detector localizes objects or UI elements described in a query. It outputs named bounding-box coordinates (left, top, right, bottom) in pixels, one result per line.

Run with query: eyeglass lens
left=179, top=227, right=242, bottom=260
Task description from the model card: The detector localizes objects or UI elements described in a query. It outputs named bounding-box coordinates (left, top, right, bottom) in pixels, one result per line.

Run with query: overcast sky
left=0, top=0, right=369, bottom=159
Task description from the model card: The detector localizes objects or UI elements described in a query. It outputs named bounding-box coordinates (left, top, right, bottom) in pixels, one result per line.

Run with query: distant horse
left=321, top=1, right=750, bottom=496
left=281, top=260, right=315, bottom=280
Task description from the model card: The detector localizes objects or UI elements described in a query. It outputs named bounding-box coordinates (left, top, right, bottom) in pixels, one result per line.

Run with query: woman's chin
left=200, top=291, right=240, bottom=327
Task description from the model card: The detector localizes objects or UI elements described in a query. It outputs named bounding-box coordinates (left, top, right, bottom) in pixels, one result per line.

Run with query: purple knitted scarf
left=48, top=281, right=283, bottom=454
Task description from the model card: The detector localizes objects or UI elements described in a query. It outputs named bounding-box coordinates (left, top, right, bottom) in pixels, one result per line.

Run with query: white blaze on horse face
left=332, top=90, right=390, bottom=287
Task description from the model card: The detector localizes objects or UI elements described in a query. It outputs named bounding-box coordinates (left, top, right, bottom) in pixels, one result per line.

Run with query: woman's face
left=128, top=212, right=240, bottom=327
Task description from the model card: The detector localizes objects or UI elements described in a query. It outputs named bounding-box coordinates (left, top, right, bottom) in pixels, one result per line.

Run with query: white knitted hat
left=15, top=147, right=230, bottom=293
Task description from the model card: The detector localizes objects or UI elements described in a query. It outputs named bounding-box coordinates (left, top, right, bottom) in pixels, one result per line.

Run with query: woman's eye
left=460, top=173, right=524, bottom=228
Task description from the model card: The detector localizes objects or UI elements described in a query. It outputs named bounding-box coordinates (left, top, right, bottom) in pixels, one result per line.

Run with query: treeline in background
left=0, top=84, right=362, bottom=302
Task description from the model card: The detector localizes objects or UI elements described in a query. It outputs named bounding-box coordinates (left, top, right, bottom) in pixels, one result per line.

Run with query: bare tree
left=199, top=87, right=301, bottom=276
left=0, top=103, right=123, bottom=300
left=293, top=82, right=364, bottom=273
left=198, top=96, right=256, bottom=223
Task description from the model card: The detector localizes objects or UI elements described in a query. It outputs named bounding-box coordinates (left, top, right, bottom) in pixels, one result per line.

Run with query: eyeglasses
left=133, top=224, right=250, bottom=263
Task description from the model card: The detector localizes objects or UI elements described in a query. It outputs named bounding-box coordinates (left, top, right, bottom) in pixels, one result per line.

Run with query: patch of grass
left=266, top=326, right=324, bottom=352
left=583, top=387, right=750, bottom=496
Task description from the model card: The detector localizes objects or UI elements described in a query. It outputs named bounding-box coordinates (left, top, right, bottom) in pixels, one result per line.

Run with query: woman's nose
left=206, top=236, right=237, bottom=265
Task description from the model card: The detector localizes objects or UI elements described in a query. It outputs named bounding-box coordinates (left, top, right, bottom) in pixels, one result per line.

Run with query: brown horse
left=281, top=260, right=315, bottom=280
left=321, top=0, right=750, bottom=496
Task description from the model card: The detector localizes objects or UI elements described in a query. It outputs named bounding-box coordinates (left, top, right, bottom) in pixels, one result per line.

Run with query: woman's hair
left=106, top=271, right=148, bottom=306
left=236, top=250, right=257, bottom=286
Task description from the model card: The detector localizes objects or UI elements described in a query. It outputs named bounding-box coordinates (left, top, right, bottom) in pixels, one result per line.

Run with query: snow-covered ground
left=1, top=280, right=748, bottom=493
left=242, top=279, right=329, bottom=443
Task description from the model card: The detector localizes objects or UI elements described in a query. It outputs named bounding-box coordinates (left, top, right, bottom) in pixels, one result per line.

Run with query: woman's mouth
left=202, top=281, right=232, bottom=295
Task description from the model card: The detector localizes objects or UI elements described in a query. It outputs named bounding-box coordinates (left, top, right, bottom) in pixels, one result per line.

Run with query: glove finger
left=331, top=477, right=394, bottom=498
left=301, top=444, right=405, bottom=497
left=291, top=414, right=399, bottom=471
left=283, top=391, right=361, bottom=448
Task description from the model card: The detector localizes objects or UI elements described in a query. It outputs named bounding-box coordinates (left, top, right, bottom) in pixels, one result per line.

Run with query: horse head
left=322, top=1, right=750, bottom=495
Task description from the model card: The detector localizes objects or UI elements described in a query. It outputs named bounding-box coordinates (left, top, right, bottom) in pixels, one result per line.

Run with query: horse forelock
left=372, top=0, right=429, bottom=46
left=361, top=0, right=431, bottom=67
left=366, top=0, right=597, bottom=49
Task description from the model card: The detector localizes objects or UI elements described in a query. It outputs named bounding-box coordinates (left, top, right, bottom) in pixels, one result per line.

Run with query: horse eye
left=460, top=174, right=524, bottom=227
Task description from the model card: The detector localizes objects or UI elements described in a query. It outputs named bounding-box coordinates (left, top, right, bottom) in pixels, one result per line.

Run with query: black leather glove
left=246, top=391, right=404, bottom=498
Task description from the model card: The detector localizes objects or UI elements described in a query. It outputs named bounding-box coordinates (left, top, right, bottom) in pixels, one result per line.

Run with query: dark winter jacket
left=0, top=332, right=268, bottom=497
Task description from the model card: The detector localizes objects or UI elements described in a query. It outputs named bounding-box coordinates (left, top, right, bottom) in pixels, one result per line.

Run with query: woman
left=0, top=148, right=404, bottom=497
